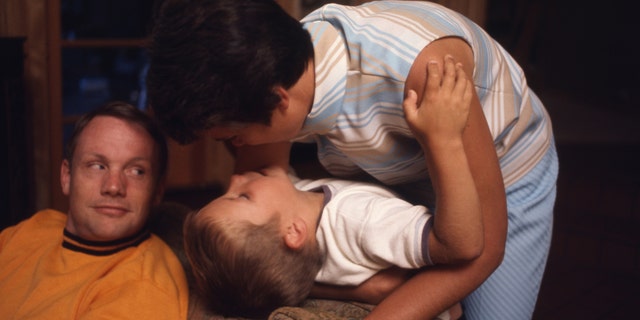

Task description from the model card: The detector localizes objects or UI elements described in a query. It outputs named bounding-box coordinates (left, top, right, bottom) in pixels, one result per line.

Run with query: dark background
left=2, top=0, right=639, bottom=318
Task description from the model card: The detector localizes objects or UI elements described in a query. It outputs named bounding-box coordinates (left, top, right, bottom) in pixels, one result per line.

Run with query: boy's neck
left=303, top=189, right=326, bottom=231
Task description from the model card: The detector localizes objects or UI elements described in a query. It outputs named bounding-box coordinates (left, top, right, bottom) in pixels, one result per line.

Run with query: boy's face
left=197, top=166, right=301, bottom=226
left=61, top=116, right=159, bottom=241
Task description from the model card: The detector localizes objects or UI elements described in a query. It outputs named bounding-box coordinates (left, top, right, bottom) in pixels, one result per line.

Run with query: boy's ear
left=274, top=86, right=290, bottom=111
left=283, top=217, right=307, bottom=250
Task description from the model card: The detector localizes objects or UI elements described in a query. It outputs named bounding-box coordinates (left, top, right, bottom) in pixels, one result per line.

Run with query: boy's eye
left=238, top=194, right=249, bottom=200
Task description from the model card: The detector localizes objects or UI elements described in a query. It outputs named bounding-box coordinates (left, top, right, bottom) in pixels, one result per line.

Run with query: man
left=0, top=102, right=189, bottom=319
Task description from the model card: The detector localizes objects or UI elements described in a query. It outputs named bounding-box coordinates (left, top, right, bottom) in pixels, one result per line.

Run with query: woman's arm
left=311, top=267, right=417, bottom=303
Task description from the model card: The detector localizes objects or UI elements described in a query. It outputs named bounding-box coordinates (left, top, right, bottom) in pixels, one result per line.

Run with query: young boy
left=183, top=61, right=479, bottom=319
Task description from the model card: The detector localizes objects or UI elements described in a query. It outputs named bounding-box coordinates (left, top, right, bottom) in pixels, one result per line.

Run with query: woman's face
left=206, top=59, right=316, bottom=147
left=205, top=119, right=299, bottom=147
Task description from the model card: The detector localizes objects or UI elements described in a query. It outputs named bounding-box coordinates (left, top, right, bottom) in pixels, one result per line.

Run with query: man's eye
left=238, top=194, right=249, bottom=200
left=126, top=167, right=146, bottom=177
left=89, top=163, right=105, bottom=170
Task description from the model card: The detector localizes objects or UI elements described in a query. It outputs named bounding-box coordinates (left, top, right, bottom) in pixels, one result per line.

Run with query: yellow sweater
left=0, top=209, right=189, bottom=319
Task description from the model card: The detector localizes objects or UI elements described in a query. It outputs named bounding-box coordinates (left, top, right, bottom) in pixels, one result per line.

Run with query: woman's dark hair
left=147, top=0, right=314, bottom=144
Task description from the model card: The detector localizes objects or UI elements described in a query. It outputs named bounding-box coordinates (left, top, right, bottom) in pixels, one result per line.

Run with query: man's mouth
left=93, top=205, right=129, bottom=217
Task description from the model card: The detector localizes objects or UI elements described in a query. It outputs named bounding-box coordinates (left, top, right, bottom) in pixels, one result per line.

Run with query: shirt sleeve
left=357, top=195, right=433, bottom=269
left=316, top=180, right=434, bottom=285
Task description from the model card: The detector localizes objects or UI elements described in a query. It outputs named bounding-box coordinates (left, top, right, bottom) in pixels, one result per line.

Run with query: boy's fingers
left=455, top=64, right=473, bottom=111
left=403, top=89, right=418, bottom=114
left=425, top=60, right=441, bottom=101
left=452, top=63, right=468, bottom=99
left=463, top=79, right=473, bottom=107
left=441, top=55, right=456, bottom=91
left=403, top=89, right=418, bottom=107
left=453, top=64, right=472, bottom=126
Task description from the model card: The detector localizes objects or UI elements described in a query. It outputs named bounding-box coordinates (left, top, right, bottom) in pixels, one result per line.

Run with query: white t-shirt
left=294, top=177, right=433, bottom=286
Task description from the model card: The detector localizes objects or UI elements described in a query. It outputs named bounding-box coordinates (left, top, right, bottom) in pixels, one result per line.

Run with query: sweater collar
left=62, top=228, right=150, bottom=256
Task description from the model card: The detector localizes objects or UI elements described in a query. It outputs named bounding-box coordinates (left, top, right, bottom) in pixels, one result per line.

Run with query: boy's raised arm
left=403, top=56, right=483, bottom=264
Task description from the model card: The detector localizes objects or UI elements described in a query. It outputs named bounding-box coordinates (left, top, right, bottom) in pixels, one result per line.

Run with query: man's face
left=61, top=116, right=159, bottom=241
left=196, top=166, right=299, bottom=227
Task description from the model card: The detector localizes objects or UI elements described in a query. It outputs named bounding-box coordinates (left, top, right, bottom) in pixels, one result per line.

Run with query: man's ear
left=283, top=217, right=307, bottom=250
left=274, top=86, right=290, bottom=112
left=60, top=159, right=71, bottom=196
left=153, top=180, right=166, bottom=205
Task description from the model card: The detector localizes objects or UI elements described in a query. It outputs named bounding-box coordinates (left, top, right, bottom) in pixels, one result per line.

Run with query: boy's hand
left=403, top=55, right=472, bottom=148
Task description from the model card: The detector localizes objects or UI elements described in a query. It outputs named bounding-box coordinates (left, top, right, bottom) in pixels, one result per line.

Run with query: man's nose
left=102, top=170, right=126, bottom=196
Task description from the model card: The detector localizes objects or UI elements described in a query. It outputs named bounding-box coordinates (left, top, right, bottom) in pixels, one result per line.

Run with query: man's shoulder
left=136, top=234, right=188, bottom=278
left=32, top=209, right=67, bottom=224
left=2, top=209, right=65, bottom=237
left=137, top=234, right=183, bottom=263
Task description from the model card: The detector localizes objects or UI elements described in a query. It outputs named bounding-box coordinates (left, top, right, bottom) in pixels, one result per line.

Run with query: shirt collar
left=62, top=228, right=150, bottom=256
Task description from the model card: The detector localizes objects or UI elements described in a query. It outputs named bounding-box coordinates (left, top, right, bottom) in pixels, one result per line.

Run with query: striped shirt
left=295, top=1, right=553, bottom=187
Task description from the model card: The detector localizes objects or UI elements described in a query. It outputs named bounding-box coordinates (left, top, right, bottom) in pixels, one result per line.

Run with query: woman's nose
left=230, top=136, right=244, bottom=147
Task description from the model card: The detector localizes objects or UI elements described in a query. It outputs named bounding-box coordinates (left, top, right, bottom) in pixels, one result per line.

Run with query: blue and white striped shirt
left=295, top=1, right=553, bottom=188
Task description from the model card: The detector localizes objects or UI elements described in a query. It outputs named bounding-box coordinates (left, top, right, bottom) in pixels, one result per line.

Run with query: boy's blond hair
left=183, top=209, right=322, bottom=318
